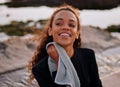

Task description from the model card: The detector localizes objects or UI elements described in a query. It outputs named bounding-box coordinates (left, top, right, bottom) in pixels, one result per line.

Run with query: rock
left=6, top=0, right=120, bottom=9
left=96, top=47, right=120, bottom=77
left=111, top=32, right=120, bottom=40
left=81, top=26, right=120, bottom=53
left=102, top=71, right=120, bottom=87
left=0, top=26, right=120, bottom=87
left=0, top=42, right=8, bottom=55
left=0, top=37, right=35, bottom=73
left=0, top=42, right=7, bottom=50
left=0, top=33, right=10, bottom=42
left=0, top=69, right=39, bottom=87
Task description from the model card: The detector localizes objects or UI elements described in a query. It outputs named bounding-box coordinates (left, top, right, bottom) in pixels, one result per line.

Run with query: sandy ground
left=102, top=71, right=120, bottom=87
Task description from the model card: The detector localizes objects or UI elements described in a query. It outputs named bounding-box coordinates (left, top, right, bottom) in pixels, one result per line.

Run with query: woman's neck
left=63, top=46, right=74, bottom=58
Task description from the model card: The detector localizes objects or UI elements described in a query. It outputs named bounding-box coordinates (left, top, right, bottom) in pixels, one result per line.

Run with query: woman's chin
left=55, top=41, right=73, bottom=47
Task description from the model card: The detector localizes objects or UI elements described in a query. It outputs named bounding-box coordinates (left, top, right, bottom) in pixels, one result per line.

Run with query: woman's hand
left=47, top=45, right=59, bottom=65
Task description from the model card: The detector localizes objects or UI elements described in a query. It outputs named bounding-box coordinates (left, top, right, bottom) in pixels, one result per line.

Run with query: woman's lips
left=58, top=33, right=71, bottom=37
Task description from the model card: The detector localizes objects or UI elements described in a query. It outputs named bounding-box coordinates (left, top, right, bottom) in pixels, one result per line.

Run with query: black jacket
left=32, top=48, right=102, bottom=87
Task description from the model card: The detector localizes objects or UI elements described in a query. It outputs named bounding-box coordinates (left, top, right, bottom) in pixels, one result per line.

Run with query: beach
left=0, top=26, right=120, bottom=87
left=0, top=4, right=120, bottom=87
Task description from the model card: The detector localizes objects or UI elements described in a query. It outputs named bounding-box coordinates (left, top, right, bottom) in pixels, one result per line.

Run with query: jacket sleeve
left=32, top=57, right=66, bottom=87
left=88, top=49, right=103, bottom=87
left=32, top=57, right=55, bottom=87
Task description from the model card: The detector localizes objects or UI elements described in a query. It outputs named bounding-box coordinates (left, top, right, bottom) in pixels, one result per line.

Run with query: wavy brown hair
left=27, top=4, right=81, bottom=82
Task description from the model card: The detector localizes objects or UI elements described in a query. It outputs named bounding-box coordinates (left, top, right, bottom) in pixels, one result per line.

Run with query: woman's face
left=49, top=10, right=79, bottom=47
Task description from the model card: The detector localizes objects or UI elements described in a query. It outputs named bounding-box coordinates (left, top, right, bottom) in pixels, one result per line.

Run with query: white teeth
left=60, top=33, right=70, bottom=36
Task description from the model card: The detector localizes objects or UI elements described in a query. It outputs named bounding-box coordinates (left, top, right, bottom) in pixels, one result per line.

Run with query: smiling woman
left=27, top=4, right=102, bottom=87
left=48, top=10, right=80, bottom=49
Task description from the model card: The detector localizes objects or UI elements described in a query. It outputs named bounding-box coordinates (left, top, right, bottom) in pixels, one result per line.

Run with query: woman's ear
left=48, top=27, right=52, bottom=36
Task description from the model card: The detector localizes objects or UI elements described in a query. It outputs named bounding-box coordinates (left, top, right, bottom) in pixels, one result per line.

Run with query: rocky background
left=0, top=26, right=120, bottom=87
left=0, top=0, right=120, bottom=87
left=3, top=0, right=120, bottom=9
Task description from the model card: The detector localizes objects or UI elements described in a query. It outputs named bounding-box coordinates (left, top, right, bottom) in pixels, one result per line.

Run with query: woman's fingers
left=47, top=45, right=59, bottom=63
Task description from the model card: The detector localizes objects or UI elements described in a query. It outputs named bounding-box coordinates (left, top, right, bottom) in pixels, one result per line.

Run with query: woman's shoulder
left=76, top=47, right=95, bottom=54
left=75, top=47, right=95, bottom=60
left=32, top=56, right=48, bottom=73
left=75, top=48, right=96, bottom=62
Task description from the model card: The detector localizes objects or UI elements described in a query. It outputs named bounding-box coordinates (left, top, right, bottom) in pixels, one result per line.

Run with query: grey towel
left=46, top=42, right=80, bottom=87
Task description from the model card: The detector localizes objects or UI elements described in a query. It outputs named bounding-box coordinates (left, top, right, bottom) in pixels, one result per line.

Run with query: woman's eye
left=56, top=22, right=62, bottom=26
left=69, top=24, right=75, bottom=28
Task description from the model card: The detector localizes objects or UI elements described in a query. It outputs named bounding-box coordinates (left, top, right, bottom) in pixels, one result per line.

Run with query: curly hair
left=27, top=4, right=81, bottom=83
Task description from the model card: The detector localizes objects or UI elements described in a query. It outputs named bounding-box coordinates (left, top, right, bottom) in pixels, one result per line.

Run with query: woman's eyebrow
left=69, top=19, right=76, bottom=22
left=56, top=18, right=75, bottom=21
left=55, top=18, right=63, bottom=21
left=55, top=18, right=76, bottom=23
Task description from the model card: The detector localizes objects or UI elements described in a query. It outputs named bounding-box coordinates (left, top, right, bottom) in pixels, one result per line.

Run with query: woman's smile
left=58, top=32, right=71, bottom=37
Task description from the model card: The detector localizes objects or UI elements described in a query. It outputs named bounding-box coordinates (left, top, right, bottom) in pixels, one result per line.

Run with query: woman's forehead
left=53, top=10, right=77, bottom=22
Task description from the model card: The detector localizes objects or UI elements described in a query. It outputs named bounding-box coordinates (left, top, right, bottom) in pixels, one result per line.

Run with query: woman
left=28, top=4, right=102, bottom=87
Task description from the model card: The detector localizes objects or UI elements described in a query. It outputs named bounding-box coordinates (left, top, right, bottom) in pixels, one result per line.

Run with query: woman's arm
left=32, top=57, right=66, bottom=87
left=32, top=57, right=54, bottom=87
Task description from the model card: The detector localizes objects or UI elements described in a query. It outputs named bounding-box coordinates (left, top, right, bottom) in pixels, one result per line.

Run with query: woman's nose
left=62, top=24, right=70, bottom=30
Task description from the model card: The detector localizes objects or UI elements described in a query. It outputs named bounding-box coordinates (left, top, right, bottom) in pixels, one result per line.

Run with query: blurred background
left=0, top=0, right=120, bottom=87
